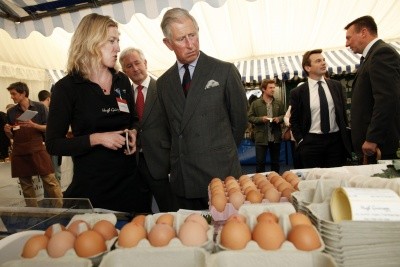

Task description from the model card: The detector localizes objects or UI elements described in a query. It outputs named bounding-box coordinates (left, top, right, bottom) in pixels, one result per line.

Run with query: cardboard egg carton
left=99, top=246, right=209, bottom=267
left=208, top=250, right=337, bottom=267
left=215, top=202, right=325, bottom=253
left=0, top=213, right=119, bottom=267
left=115, top=212, right=214, bottom=252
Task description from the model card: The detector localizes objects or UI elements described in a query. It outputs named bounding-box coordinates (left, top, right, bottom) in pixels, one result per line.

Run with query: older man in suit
left=345, top=15, right=400, bottom=163
left=290, top=49, right=351, bottom=168
left=157, top=8, right=248, bottom=210
left=120, top=47, right=178, bottom=212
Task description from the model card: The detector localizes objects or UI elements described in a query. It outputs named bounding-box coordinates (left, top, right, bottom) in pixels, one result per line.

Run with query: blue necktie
left=318, top=81, right=330, bottom=134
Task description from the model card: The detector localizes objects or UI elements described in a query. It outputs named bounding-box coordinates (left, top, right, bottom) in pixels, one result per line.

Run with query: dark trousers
left=298, top=132, right=346, bottom=168
left=137, top=153, right=178, bottom=212
left=255, top=142, right=281, bottom=173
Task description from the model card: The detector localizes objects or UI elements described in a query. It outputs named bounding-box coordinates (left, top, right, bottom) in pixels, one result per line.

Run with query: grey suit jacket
left=138, top=78, right=171, bottom=179
left=351, top=39, right=400, bottom=156
left=290, top=80, right=352, bottom=155
left=157, top=51, right=248, bottom=198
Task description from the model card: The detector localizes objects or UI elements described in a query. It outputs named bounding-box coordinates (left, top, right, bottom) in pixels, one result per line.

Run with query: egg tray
left=114, top=212, right=215, bottom=252
left=0, top=213, right=119, bottom=267
left=215, top=203, right=325, bottom=253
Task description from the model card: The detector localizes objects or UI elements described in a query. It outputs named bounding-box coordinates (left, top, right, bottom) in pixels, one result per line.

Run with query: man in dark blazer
left=290, top=49, right=351, bottom=168
left=120, top=47, right=178, bottom=212
left=345, top=16, right=400, bottom=163
left=157, top=8, right=248, bottom=210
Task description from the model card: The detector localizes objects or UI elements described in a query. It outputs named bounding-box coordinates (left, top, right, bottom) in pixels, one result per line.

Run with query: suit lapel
left=180, top=52, right=211, bottom=131
left=141, top=78, right=157, bottom=124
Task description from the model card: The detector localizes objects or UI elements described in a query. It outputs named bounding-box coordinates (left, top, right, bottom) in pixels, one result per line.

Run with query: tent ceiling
left=1, top=0, right=400, bottom=80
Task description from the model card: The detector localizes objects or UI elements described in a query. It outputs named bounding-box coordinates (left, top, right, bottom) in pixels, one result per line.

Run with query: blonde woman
left=45, top=14, right=149, bottom=213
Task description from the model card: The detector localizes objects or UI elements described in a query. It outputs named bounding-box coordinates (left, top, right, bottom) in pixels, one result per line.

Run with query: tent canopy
left=1, top=0, right=400, bottom=82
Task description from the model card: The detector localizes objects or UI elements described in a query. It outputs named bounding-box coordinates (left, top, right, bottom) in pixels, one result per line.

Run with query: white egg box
left=66, top=213, right=118, bottom=228
left=115, top=212, right=214, bottom=252
left=2, top=213, right=120, bottom=266
left=208, top=250, right=337, bottom=267
left=0, top=230, right=93, bottom=267
left=99, top=246, right=209, bottom=267
left=215, top=202, right=325, bottom=252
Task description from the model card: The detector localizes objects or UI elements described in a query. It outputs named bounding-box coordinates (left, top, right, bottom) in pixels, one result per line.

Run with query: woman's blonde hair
left=67, top=13, right=118, bottom=79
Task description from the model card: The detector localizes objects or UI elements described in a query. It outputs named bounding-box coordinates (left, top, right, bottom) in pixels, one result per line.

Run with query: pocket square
left=205, top=80, right=219, bottom=89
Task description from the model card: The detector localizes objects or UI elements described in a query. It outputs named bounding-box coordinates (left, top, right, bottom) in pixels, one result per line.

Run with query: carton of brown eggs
left=103, top=212, right=213, bottom=267
left=0, top=213, right=119, bottom=267
left=209, top=172, right=300, bottom=221
left=215, top=202, right=325, bottom=253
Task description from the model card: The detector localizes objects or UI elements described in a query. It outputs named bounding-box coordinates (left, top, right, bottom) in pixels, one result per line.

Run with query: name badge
left=116, top=98, right=129, bottom=113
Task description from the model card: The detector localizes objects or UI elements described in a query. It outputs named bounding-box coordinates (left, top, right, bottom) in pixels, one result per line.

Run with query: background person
left=45, top=14, right=143, bottom=213
left=345, top=15, right=400, bottom=163
left=290, top=49, right=351, bottom=168
left=157, top=8, right=248, bottom=210
left=119, top=47, right=178, bottom=212
left=248, top=79, right=285, bottom=173
left=38, top=89, right=62, bottom=184
left=4, top=82, right=62, bottom=207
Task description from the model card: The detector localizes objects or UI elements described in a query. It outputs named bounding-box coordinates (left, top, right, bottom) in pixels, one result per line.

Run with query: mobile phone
left=125, top=131, right=131, bottom=154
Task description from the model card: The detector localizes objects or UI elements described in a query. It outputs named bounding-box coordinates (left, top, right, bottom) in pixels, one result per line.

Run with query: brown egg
left=257, top=212, right=279, bottom=223
left=148, top=223, right=176, bottom=247
left=178, top=221, right=208, bottom=246
left=272, top=178, right=285, bottom=188
left=211, top=193, right=227, bottom=212
left=246, top=190, right=263, bottom=203
left=289, top=212, right=312, bottom=227
left=21, top=234, right=49, bottom=258
left=290, top=178, right=300, bottom=190
left=260, top=182, right=275, bottom=194
left=282, top=187, right=296, bottom=199
left=47, top=230, right=75, bottom=258
left=287, top=224, right=321, bottom=251
left=156, top=213, right=175, bottom=227
left=224, top=176, right=236, bottom=184
left=252, top=173, right=267, bottom=185
left=277, top=181, right=292, bottom=192
left=220, top=220, right=251, bottom=250
left=117, top=222, right=147, bottom=248
left=67, top=220, right=90, bottom=237
left=256, top=180, right=269, bottom=190
left=281, top=170, right=293, bottom=180
left=74, top=230, right=107, bottom=258
left=131, top=214, right=146, bottom=226
left=225, top=180, right=239, bottom=191
left=44, top=223, right=66, bottom=238
left=226, top=214, right=247, bottom=223
left=227, top=187, right=241, bottom=196
left=267, top=172, right=280, bottom=180
left=229, top=191, right=245, bottom=210
left=268, top=174, right=282, bottom=184
left=238, top=175, right=250, bottom=184
left=185, top=213, right=209, bottom=230
left=264, top=187, right=281, bottom=202
left=211, top=186, right=225, bottom=196
left=252, top=222, right=285, bottom=250
left=92, top=220, right=118, bottom=241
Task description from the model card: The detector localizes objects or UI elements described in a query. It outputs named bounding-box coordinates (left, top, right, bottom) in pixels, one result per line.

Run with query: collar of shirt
left=307, top=77, right=326, bottom=90
left=177, top=54, right=200, bottom=81
left=362, top=37, right=379, bottom=58
left=133, top=75, right=150, bottom=100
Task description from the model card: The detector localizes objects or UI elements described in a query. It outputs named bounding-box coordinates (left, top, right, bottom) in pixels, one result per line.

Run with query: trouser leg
left=19, top=176, right=38, bottom=207
left=269, top=142, right=281, bottom=173
left=41, top=173, right=63, bottom=208
left=255, top=145, right=267, bottom=173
